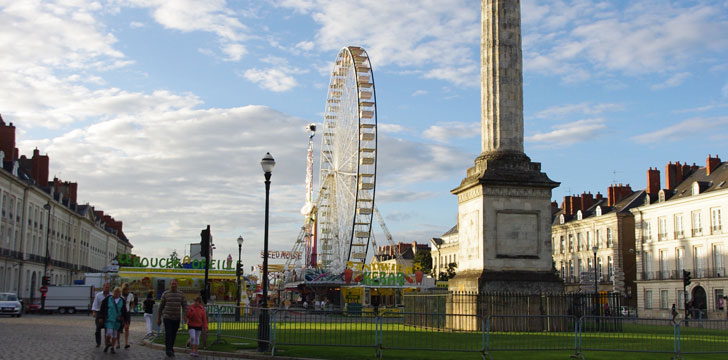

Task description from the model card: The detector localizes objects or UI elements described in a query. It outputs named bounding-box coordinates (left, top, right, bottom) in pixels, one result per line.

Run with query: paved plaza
left=0, top=314, right=242, bottom=360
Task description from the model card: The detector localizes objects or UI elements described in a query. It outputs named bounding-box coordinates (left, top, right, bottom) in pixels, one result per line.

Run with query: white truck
left=44, top=285, right=94, bottom=314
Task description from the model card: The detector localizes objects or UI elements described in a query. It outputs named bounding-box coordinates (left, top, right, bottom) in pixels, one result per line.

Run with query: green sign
left=118, top=254, right=233, bottom=270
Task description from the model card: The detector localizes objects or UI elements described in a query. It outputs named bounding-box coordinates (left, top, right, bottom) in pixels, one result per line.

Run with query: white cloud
left=121, top=0, right=248, bottom=61
left=222, top=43, right=246, bottom=61
left=411, top=90, right=428, bottom=97
left=378, top=123, right=407, bottom=134
left=242, top=67, right=299, bottom=92
left=631, top=117, right=728, bottom=143
left=422, top=122, right=479, bottom=143
left=523, top=1, right=728, bottom=80
left=526, top=118, right=607, bottom=145
left=279, top=0, right=479, bottom=86
left=295, top=40, right=315, bottom=51
left=651, top=72, right=691, bottom=90
left=533, top=102, right=624, bottom=119
left=129, top=21, right=145, bottom=28
left=722, top=81, right=728, bottom=98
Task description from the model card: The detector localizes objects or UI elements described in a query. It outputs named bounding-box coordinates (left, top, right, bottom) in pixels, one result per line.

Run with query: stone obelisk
left=449, top=0, right=563, bottom=293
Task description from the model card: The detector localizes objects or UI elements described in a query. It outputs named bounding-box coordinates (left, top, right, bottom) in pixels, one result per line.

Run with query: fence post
left=270, top=310, right=276, bottom=356
left=376, top=313, right=383, bottom=359
left=674, top=320, right=681, bottom=359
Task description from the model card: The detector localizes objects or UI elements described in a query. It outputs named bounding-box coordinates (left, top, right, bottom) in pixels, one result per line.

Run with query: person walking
left=671, top=303, right=679, bottom=323
left=91, top=282, right=111, bottom=348
left=185, top=296, right=208, bottom=357
left=157, top=279, right=188, bottom=357
left=143, top=292, right=155, bottom=336
left=118, top=283, right=135, bottom=349
left=98, top=287, right=127, bottom=354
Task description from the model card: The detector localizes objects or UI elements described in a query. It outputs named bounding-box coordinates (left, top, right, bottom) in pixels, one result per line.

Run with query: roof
left=442, top=224, right=458, bottom=237
left=552, top=191, right=645, bottom=226
left=666, top=161, right=728, bottom=201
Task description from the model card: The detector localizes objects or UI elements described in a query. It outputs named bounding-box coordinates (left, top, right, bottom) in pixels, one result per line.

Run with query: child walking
left=185, top=296, right=208, bottom=357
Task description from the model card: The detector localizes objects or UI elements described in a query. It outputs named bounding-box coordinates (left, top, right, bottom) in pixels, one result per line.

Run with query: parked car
left=0, top=293, right=23, bottom=317
left=25, top=303, right=41, bottom=314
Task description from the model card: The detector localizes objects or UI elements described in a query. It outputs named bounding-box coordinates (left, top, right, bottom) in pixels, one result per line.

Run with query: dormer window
left=596, top=206, right=602, bottom=216
left=559, top=214, right=565, bottom=224
left=692, top=181, right=700, bottom=196
left=576, top=210, right=583, bottom=220
left=658, top=189, right=666, bottom=203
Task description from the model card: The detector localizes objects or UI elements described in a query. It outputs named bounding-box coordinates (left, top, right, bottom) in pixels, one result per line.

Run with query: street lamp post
left=592, top=245, right=599, bottom=315
left=236, top=235, right=244, bottom=322
left=41, top=202, right=51, bottom=311
left=258, top=152, right=275, bottom=352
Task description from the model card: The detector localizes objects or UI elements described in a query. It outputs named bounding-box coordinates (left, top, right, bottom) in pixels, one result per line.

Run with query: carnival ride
left=284, top=46, right=405, bottom=283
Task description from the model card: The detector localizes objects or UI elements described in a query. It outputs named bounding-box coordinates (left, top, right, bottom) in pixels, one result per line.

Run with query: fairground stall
left=114, top=254, right=253, bottom=304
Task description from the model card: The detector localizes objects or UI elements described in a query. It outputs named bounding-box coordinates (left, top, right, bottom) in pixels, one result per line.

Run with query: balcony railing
left=639, top=268, right=727, bottom=281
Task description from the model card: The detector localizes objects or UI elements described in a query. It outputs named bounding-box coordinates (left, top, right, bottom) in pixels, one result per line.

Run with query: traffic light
left=200, top=227, right=210, bottom=258
left=42, top=276, right=50, bottom=286
left=236, top=262, right=242, bottom=277
left=683, top=270, right=692, bottom=287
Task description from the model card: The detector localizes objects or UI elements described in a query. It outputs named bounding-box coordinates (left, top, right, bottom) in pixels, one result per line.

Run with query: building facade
left=430, top=225, right=458, bottom=280
left=633, top=156, right=727, bottom=319
left=551, top=187, right=640, bottom=302
left=0, top=117, right=132, bottom=303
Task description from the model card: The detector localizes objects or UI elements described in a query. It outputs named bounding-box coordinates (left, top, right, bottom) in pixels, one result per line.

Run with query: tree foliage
left=413, top=249, right=433, bottom=275
left=438, top=263, right=457, bottom=281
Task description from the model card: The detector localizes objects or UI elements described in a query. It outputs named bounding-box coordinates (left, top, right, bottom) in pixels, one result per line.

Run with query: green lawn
left=153, top=318, right=728, bottom=359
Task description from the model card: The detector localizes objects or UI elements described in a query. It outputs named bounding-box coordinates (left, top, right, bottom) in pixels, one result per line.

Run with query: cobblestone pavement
left=0, top=314, right=242, bottom=360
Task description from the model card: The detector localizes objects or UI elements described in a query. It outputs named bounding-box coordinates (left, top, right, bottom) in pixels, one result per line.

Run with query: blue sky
left=1, top=0, right=727, bottom=271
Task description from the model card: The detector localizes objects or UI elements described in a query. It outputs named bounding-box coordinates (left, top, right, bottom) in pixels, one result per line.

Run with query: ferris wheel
left=317, top=46, right=377, bottom=270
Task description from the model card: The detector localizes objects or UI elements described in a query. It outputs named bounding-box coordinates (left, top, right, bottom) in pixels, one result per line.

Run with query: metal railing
left=150, top=305, right=728, bottom=359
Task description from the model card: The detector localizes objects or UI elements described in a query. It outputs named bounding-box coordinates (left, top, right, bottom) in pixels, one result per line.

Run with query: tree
left=170, top=250, right=180, bottom=262
left=413, top=249, right=433, bottom=275
left=438, top=263, right=457, bottom=281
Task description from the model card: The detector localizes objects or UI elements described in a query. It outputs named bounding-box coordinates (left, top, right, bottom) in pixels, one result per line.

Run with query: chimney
left=31, top=149, right=49, bottom=187
left=0, top=118, right=16, bottom=163
left=707, top=154, right=721, bottom=176
left=647, top=167, right=661, bottom=195
left=595, top=192, right=604, bottom=201
left=551, top=201, right=559, bottom=213
left=681, top=163, right=692, bottom=178
left=580, top=192, right=595, bottom=211
left=563, top=196, right=572, bottom=216
left=665, top=162, right=678, bottom=191
left=568, top=195, right=581, bottom=214
left=607, top=184, right=633, bottom=206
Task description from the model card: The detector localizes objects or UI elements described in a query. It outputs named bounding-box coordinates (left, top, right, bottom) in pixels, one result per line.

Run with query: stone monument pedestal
left=449, top=152, right=563, bottom=294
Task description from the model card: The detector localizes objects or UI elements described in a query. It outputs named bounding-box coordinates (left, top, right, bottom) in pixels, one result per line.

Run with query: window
left=644, top=252, right=653, bottom=274
left=692, top=211, right=702, bottom=236
left=560, top=236, right=565, bottom=254
left=587, top=231, right=593, bottom=249
left=578, top=259, right=583, bottom=274
left=645, top=290, right=653, bottom=309
left=675, top=213, right=684, bottom=238
left=577, top=233, right=583, bottom=251
left=560, top=261, right=565, bottom=278
left=596, top=206, right=602, bottom=216
left=660, top=290, right=669, bottom=309
left=606, top=228, right=613, bottom=248
left=597, top=257, right=603, bottom=279
left=716, top=289, right=725, bottom=310
left=568, top=235, right=574, bottom=252
left=714, top=244, right=724, bottom=276
left=676, top=248, right=684, bottom=272
left=596, top=229, right=601, bottom=247
left=712, top=208, right=722, bottom=233
left=588, top=257, right=593, bottom=271
left=577, top=210, right=583, bottom=220
left=660, top=250, right=669, bottom=279
left=643, top=221, right=651, bottom=241
left=607, top=256, right=613, bottom=279
left=677, top=290, right=686, bottom=309
left=694, top=246, right=705, bottom=277
left=658, top=216, right=667, bottom=240
left=559, top=214, right=565, bottom=225
left=569, top=260, right=574, bottom=278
